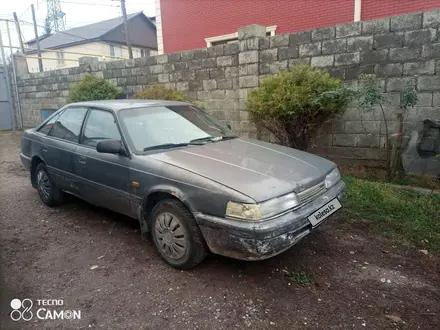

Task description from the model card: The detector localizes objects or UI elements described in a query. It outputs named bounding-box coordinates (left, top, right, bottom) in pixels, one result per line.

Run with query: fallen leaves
left=385, top=314, right=403, bottom=323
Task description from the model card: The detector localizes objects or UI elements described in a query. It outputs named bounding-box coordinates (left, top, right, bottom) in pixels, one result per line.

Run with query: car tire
left=35, top=163, right=64, bottom=207
left=150, top=199, right=208, bottom=269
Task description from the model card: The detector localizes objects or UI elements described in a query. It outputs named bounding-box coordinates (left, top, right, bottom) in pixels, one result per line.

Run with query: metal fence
left=0, top=66, right=13, bottom=130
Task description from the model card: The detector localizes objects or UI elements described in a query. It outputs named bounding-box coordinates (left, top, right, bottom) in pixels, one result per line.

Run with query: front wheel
left=151, top=199, right=208, bottom=269
left=35, top=163, right=64, bottom=207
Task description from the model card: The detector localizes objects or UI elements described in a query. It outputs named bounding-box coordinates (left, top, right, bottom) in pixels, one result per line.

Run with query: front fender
left=144, top=183, right=197, bottom=212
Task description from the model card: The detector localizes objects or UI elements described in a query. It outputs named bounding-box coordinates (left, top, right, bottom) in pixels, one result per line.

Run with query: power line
left=127, top=5, right=139, bottom=14
left=18, top=6, right=31, bottom=20
left=59, top=1, right=120, bottom=7
left=20, top=19, right=89, bottom=41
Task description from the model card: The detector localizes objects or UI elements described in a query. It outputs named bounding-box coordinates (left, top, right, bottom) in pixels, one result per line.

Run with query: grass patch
left=343, top=175, right=440, bottom=252
left=282, top=268, right=312, bottom=285
left=339, top=165, right=440, bottom=190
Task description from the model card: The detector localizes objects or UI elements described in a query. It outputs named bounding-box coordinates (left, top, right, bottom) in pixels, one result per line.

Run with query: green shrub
left=133, top=84, right=206, bottom=109
left=67, top=74, right=124, bottom=103
left=133, top=84, right=193, bottom=102
left=247, top=65, right=352, bottom=150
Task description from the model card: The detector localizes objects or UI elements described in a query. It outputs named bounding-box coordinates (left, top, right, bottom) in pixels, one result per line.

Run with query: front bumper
left=20, top=153, right=31, bottom=171
left=194, top=181, right=345, bottom=261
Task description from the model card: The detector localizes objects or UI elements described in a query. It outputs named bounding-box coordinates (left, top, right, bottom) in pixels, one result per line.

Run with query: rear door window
left=49, top=107, right=88, bottom=143
left=37, top=114, right=60, bottom=135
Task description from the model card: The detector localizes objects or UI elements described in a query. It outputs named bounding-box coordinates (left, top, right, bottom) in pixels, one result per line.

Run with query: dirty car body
left=20, top=100, right=344, bottom=268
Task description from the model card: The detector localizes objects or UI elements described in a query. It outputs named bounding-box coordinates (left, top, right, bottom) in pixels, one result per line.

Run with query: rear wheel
left=35, top=163, right=64, bottom=207
left=151, top=199, right=208, bottom=269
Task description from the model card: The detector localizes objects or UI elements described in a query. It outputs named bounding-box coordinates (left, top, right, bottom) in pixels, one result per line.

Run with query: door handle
left=78, top=156, right=87, bottom=164
left=42, top=147, right=48, bottom=153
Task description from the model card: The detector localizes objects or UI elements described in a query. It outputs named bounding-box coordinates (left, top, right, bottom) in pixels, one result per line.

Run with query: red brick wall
left=361, top=0, right=440, bottom=20
left=160, top=0, right=440, bottom=53
left=160, top=0, right=354, bottom=53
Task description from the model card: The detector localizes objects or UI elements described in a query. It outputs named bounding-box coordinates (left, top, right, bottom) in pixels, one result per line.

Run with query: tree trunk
left=380, top=105, right=391, bottom=172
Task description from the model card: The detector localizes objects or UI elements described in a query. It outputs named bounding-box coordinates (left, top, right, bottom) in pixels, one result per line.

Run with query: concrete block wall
left=306, top=10, right=440, bottom=166
left=11, top=8, right=440, bottom=168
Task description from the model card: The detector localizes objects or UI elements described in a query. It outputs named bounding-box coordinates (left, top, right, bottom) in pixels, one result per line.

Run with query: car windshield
left=118, top=105, right=237, bottom=152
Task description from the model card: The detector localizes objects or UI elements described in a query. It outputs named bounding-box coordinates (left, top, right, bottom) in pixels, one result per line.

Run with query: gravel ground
left=0, top=131, right=439, bottom=330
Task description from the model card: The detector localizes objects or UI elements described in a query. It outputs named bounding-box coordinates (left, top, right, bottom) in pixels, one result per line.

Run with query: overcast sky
left=0, top=0, right=155, bottom=59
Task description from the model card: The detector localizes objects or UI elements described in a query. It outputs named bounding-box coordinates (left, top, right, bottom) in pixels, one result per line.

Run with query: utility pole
left=12, top=12, right=25, bottom=53
left=31, top=4, right=44, bottom=72
left=120, top=0, right=133, bottom=59
left=6, top=20, right=23, bottom=129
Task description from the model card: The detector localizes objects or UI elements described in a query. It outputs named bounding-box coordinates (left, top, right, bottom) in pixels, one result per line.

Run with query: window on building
left=110, top=45, right=122, bottom=58
left=205, top=25, right=277, bottom=47
left=56, top=51, right=65, bottom=65
left=211, top=39, right=239, bottom=47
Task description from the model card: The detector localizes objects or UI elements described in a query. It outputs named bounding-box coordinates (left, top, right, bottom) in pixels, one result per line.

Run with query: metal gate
left=0, top=66, right=13, bottom=130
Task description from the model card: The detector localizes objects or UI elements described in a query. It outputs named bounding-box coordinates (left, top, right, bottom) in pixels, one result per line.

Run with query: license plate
left=307, top=198, right=341, bottom=227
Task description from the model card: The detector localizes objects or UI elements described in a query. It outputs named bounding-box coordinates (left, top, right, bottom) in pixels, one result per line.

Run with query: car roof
left=69, top=99, right=192, bottom=112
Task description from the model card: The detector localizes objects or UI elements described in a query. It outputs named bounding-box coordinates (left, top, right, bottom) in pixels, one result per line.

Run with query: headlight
left=325, top=168, right=341, bottom=188
left=259, top=192, right=299, bottom=218
left=226, top=201, right=261, bottom=220
left=226, top=192, right=299, bottom=221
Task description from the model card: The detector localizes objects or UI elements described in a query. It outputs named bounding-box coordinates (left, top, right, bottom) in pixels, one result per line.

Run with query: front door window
left=82, top=109, right=121, bottom=148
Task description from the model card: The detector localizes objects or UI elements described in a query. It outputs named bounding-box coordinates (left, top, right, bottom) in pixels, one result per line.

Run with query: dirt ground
left=0, top=131, right=439, bottom=330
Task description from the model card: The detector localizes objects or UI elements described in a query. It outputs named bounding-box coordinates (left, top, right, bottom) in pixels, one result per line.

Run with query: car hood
left=147, top=138, right=335, bottom=202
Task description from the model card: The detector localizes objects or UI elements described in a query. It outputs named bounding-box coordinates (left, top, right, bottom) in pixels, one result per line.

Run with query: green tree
left=247, top=65, right=352, bottom=150
left=67, top=74, right=124, bottom=103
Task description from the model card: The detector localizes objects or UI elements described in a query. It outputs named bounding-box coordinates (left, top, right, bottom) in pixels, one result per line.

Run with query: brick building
left=155, top=0, right=440, bottom=54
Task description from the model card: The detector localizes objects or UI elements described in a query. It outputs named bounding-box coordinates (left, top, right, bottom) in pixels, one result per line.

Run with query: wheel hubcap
left=37, top=170, right=50, bottom=200
left=155, top=212, right=187, bottom=260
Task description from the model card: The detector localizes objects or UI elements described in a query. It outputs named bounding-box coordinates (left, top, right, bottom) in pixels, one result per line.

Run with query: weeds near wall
left=133, top=84, right=205, bottom=109
left=133, top=84, right=193, bottom=102
left=353, top=74, right=418, bottom=175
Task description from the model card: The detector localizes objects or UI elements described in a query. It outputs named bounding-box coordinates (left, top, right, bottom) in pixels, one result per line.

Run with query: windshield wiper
left=189, top=136, right=217, bottom=143
left=144, top=135, right=238, bottom=151
left=190, top=135, right=238, bottom=143
left=143, top=142, right=203, bottom=151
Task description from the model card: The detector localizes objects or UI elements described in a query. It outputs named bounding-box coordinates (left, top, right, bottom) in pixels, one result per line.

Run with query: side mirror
left=96, top=140, right=128, bottom=156
left=227, top=124, right=232, bottom=130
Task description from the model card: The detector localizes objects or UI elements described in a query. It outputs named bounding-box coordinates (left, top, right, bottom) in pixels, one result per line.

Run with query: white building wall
left=155, top=0, right=164, bottom=54
left=25, top=42, right=154, bottom=73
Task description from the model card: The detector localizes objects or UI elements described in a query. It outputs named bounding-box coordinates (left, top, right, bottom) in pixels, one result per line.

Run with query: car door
left=43, top=106, right=88, bottom=193
left=75, top=108, right=133, bottom=217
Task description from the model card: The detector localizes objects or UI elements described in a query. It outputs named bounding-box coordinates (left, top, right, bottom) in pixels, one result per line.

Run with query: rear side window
left=82, top=110, right=121, bottom=147
left=38, top=114, right=60, bottom=135
left=49, top=107, right=88, bottom=143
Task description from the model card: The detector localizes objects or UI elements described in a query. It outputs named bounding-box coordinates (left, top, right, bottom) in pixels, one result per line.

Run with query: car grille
left=297, top=181, right=326, bottom=205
